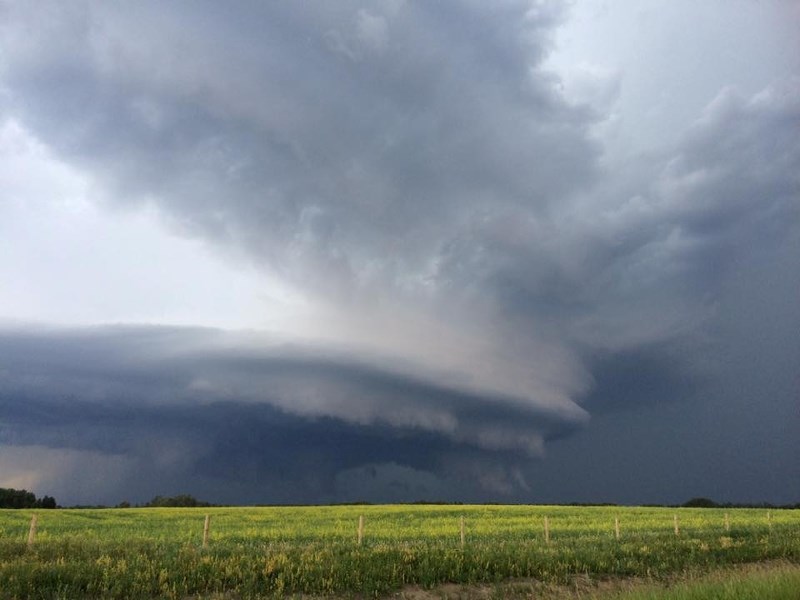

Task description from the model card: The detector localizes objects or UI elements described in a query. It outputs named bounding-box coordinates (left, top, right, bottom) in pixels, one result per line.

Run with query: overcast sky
left=1, top=0, right=798, bottom=506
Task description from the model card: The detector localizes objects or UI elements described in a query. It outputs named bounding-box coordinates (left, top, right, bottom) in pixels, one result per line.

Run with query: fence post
left=460, top=516, right=465, bottom=548
left=544, top=516, right=550, bottom=544
left=357, top=515, right=364, bottom=546
left=27, top=514, right=38, bottom=549
left=673, top=514, right=679, bottom=536
left=202, top=514, right=211, bottom=548
left=614, top=516, right=620, bottom=540
left=724, top=513, right=730, bottom=532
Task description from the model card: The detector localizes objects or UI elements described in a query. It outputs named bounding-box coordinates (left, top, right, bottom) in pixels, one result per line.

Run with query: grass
left=0, top=505, right=798, bottom=598
left=423, top=561, right=800, bottom=599
left=593, top=562, right=800, bottom=599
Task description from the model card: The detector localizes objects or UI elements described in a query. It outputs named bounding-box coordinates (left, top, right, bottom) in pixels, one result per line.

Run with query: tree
left=37, top=495, right=57, bottom=509
left=144, top=494, right=210, bottom=508
left=683, top=497, right=718, bottom=508
left=0, top=488, right=57, bottom=509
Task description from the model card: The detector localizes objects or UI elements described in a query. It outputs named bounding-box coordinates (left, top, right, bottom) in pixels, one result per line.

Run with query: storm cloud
left=0, top=1, right=798, bottom=505
left=0, top=325, right=578, bottom=503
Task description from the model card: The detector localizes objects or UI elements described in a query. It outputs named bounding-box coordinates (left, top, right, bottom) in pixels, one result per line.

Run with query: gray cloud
left=0, top=2, right=797, bottom=504
left=0, top=0, right=601, bottom=432
left=0, top=325, right=575, bottom=504
left=0, top=325, right=581, bottom=452
left=0, top=1, right=595, bottom=294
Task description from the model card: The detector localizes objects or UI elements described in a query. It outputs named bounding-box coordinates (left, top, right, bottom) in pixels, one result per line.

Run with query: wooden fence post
left=544, top=516, right=550, bottom=544
left=460, top=516, right=465, bottom=548
left=724, top=512, right=730, bottom=532
left=614, top=516, right=620, bottom=540
left=357, top=515, right=364, bottom=546
left=673, top=514, right=679, bottom=536
left=202, top=514, right=211, bottom=548
left=27, top=514, right=38, bottom=549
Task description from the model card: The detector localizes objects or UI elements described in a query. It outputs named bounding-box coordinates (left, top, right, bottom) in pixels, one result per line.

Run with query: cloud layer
left=0, top=325, right=571, bottom=503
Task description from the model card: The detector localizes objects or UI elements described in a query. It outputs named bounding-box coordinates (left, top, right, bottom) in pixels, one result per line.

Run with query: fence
left=18, top=509, right=783, bottom=549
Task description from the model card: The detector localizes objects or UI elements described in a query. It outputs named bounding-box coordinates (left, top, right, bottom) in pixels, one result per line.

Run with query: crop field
left=1, top=505, right=798, bottom=598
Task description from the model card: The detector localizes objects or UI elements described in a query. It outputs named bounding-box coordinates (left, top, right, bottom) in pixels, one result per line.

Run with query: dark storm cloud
left=0, top=325, right=578, bottom=503
left=2, top=394, right=537, bottom=504
left=579, top=341, right=705, bottom=416
left=0, top=325, right=580, bottom=451
left=0, top=0, right=600, bottom=481
left=1, top=393, right=464, bottom=504
left=0, top=1, right=798, bottom=503
left=514, top=82, right=800, bottom=505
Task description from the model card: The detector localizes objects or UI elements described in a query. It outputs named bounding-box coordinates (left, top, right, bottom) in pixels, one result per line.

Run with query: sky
left=0, top=0, right=798, bottom=507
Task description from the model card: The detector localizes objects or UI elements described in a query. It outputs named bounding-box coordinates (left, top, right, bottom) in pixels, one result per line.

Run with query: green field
left=1, top=505, right=798, bottom=598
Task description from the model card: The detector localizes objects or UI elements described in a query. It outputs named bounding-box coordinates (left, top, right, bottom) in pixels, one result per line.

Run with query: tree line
left=0, top=488, right=57, bottom=509
left=143, top=494, right=211, bottom=508
left=4, top=489, right=797, bottom=510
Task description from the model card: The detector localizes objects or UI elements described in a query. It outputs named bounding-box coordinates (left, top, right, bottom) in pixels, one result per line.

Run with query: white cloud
left=0, top=118, right=306, bottom=330
left=546, top=0, right=800, bottom=160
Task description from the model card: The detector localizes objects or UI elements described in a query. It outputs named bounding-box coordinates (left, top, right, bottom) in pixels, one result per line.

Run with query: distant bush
left=683, top=497, right=719, bottom=508
left=0, top=488, right=57, bottom=509
left=144, top=494, right=211, bottom=508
